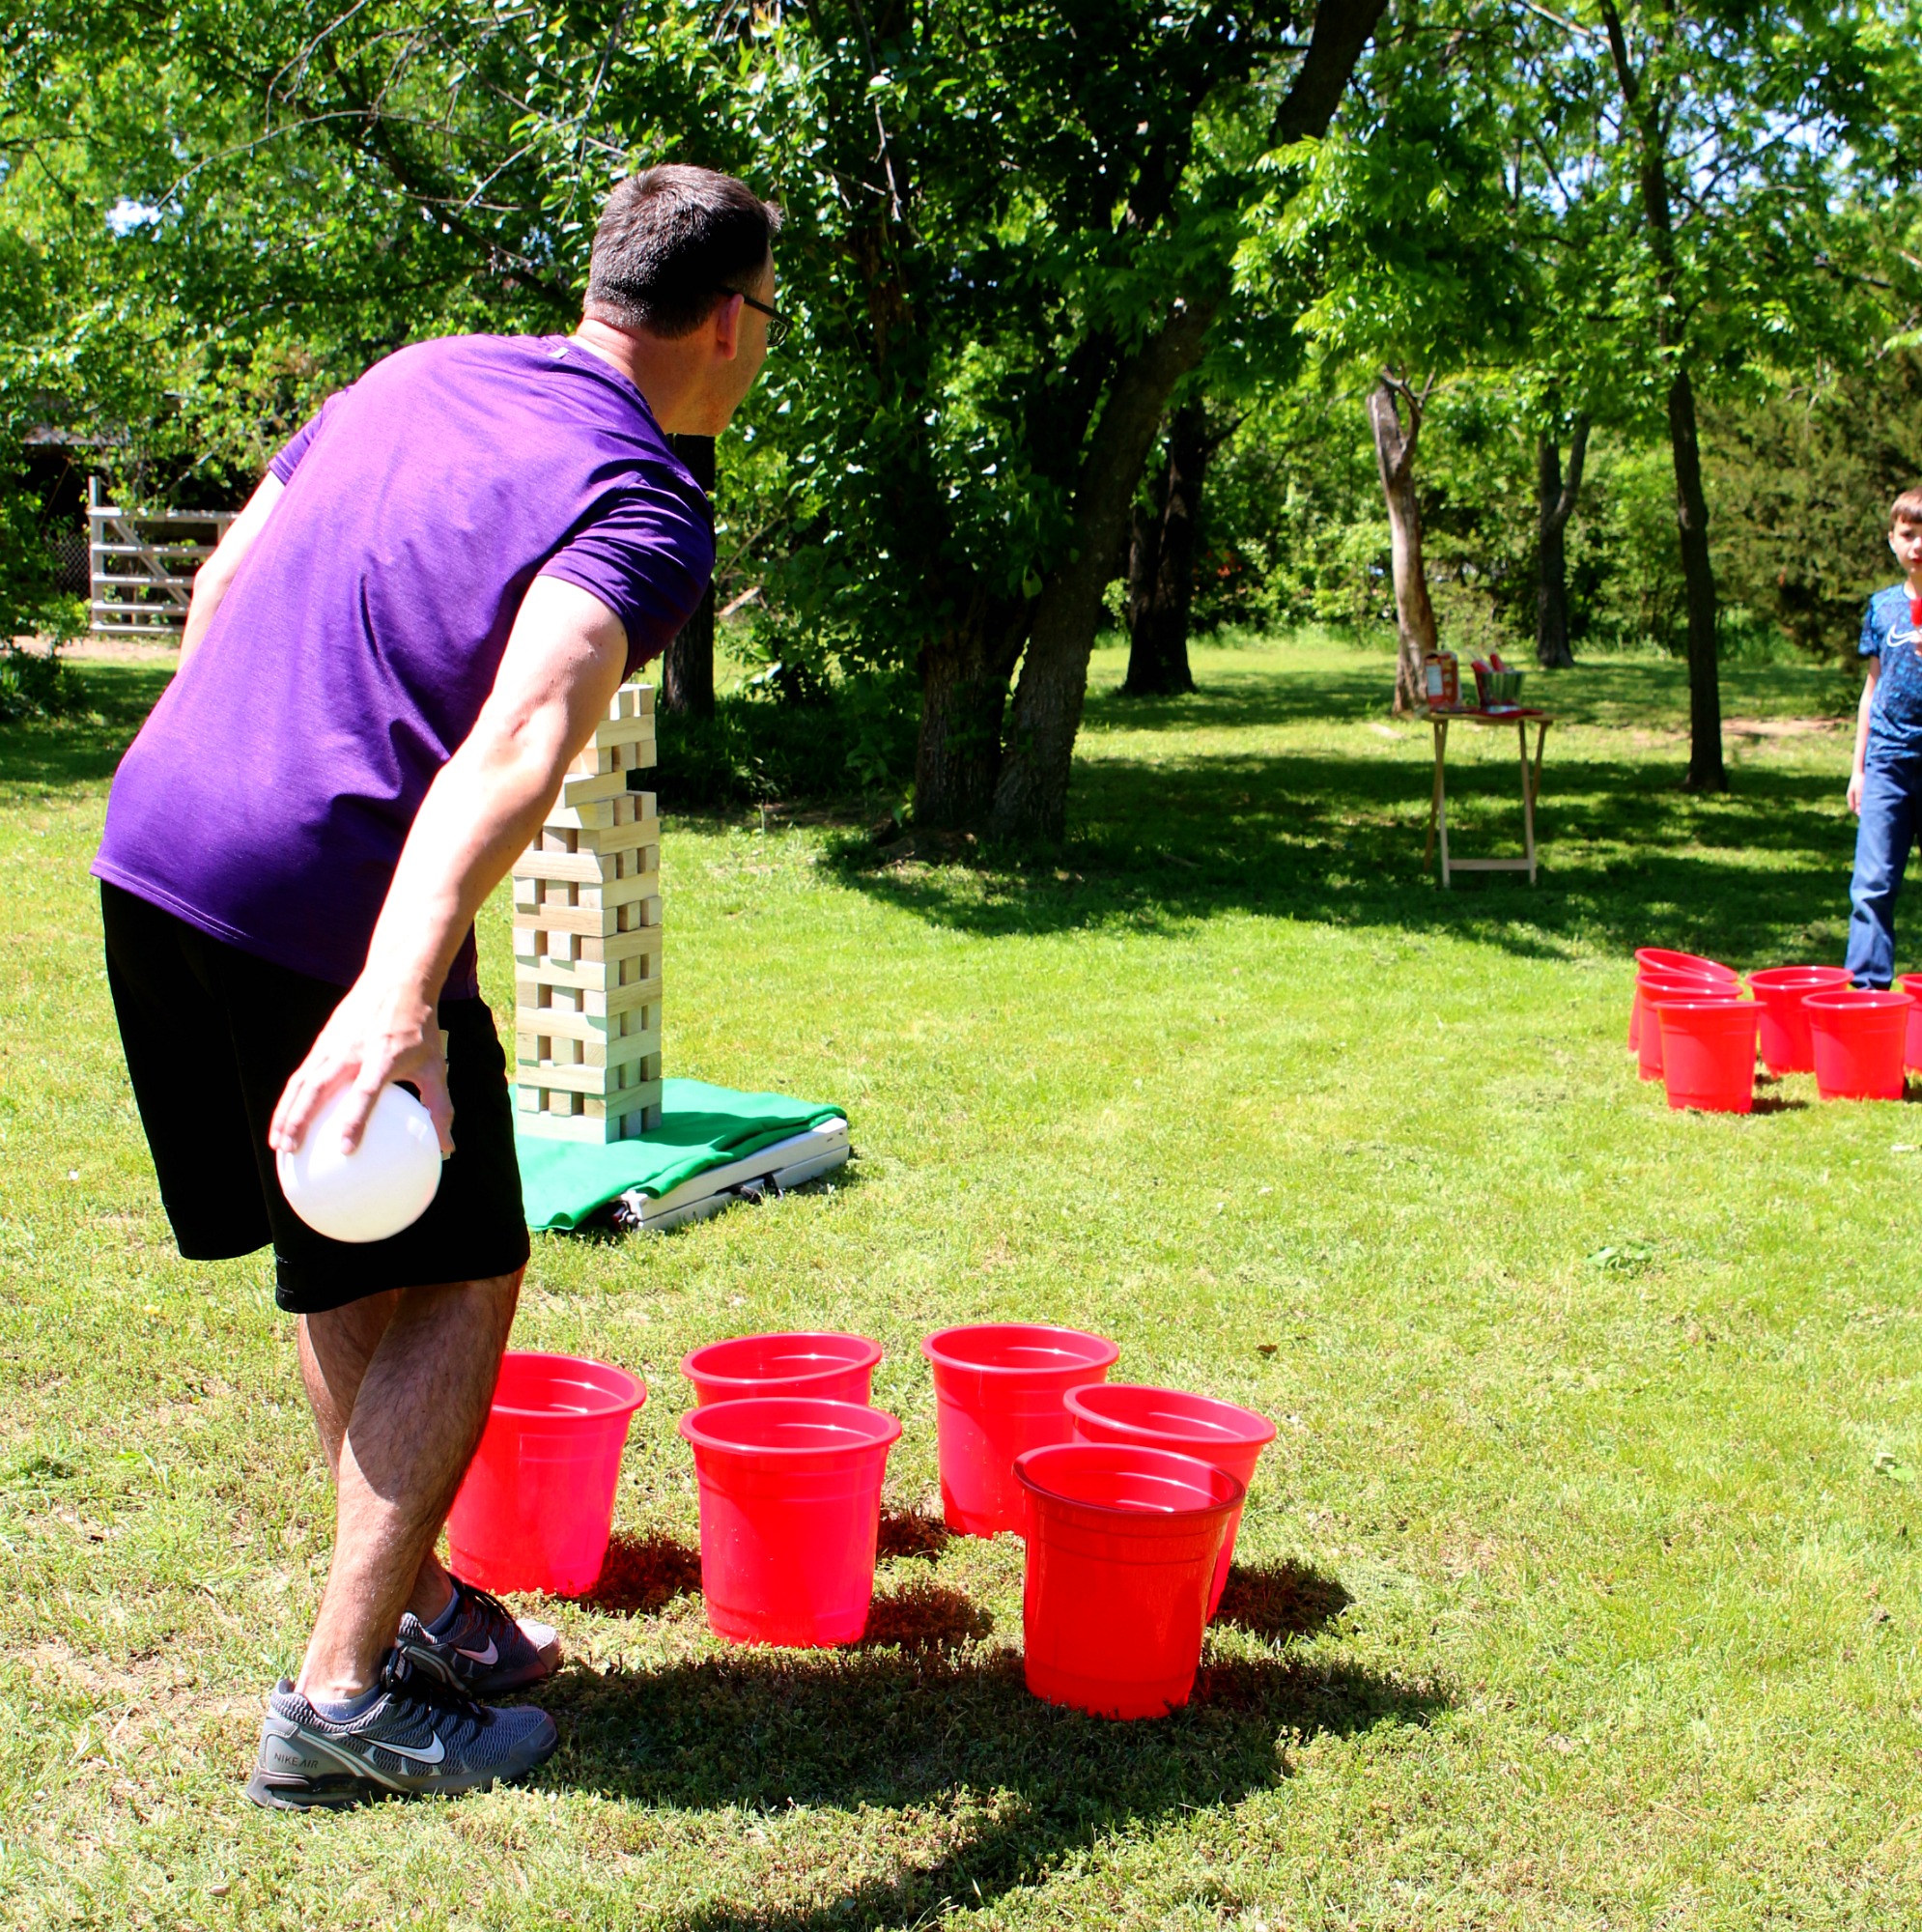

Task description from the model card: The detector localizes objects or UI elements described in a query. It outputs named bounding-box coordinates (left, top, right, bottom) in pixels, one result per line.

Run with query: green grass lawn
left=4, top=633, right=1919, bottom=1930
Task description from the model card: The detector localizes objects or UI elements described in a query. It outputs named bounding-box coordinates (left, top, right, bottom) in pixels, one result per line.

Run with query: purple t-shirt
left=95, top=333, right=711, bottom=995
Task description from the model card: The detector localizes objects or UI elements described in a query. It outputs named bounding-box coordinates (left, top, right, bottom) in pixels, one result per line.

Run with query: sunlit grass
left=1, top=636, right=1915, bottom=1929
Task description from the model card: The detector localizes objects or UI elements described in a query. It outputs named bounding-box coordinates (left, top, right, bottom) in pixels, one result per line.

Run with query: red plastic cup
left=1015, top=1442, right=1242, bottom=1719
left=676, top=1396, right=902, bottom=1645
left=1747, top=966, right=1853, bottom=1075
left=1637, top=973, right=1741, bottom=1081
left=680, top=1332, right=883, bottom=1406
left=922, top=1323, right=1120, bottom=1537
left=1630, top=949, right=1738, bottom=1051
left=1899, top=974, right=1922, bottom=1069
left=445, top=1352, right=645, bottom=1598
left=1657, top=1000, right=1760, bottom=1113
left=1062, top=1384, right=1276, bottom=1619
left=1803, top=988, right=1914, bottom=1101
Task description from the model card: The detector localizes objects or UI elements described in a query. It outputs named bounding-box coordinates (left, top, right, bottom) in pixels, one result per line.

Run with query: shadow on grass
left=1215, top=1560, right=1352, bottom=1642
left=827, top=734, right=1856, bottom=967
left=546, top=1638, right=1440, bottom=1931
left=0, top=662, right=173, bottom=794
left=583, top=1532, right=703, bottom=1616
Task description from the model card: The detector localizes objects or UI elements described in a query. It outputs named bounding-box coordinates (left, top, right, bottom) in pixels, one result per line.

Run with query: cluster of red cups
left=444, top=1324, right=1276, bottom=1722
left=1631, top=947, right=1922, bottom=1110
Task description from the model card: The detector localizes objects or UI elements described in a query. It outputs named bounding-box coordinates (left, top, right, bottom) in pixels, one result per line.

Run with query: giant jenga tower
left=512, top=682, right=663, bottom=1141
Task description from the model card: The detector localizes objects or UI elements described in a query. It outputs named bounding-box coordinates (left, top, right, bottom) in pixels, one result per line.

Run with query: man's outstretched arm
left=269, top=577, right=631, bottom=1156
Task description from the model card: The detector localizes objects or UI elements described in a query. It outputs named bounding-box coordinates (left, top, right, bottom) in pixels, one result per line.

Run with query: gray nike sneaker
left=244, top=1649, right=557, bottom=1810
left=396, top=1578, right=561, bottom=1698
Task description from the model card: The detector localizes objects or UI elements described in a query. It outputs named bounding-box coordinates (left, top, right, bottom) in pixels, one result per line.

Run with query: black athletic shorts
left=101, top=882, right=531, bottom=1315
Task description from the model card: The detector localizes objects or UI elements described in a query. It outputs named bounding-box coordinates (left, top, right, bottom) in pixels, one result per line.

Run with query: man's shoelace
left=454, top=1581, right=519, bottom=1633
left=380, top=1648, right=489, bottom=1724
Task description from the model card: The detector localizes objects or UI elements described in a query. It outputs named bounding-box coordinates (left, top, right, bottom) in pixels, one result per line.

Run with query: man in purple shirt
left=93, top=165, right=783, bottom=1809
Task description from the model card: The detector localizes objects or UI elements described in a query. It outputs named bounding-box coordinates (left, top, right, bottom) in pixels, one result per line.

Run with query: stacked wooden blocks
left=512, top=682, right=663, bottom=1141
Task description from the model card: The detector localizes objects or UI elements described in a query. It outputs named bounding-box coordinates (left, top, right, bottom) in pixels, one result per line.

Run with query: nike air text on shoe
left=397, top=1577, right=561, bottom=1698
left=244, top=1649, right=557, bottom=1810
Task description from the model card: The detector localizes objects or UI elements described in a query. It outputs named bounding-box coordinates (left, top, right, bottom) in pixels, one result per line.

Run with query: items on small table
left=1422, top=703, right=1552, bottom=887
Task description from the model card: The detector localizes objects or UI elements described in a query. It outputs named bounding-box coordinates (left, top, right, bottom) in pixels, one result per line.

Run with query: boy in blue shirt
left=1847, top=489, right=1922, bottom=986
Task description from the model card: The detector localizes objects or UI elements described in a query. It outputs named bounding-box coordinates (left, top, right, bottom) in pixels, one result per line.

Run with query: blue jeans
left=1847, top=745, right=1922, bottom=987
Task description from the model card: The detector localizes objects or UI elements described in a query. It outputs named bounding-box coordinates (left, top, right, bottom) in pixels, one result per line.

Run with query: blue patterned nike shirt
left=1861, top=583, right=1922, bottom=754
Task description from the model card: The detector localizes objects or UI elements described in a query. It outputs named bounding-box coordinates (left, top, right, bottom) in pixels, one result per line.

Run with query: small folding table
left=1423, top=705, right=1552, bottom=887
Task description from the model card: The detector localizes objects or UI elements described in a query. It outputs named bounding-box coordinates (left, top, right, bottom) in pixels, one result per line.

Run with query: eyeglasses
left=727, top=290, right=790, bottom=350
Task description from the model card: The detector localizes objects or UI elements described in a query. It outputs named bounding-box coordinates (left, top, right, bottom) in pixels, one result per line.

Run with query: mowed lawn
left=5, top=633, right=1921, bottom=1930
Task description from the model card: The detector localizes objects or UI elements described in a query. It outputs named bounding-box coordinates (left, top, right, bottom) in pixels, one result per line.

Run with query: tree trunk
left=990, top=302, right=1216, bottom=841
left=1598, top=0, right=1725, bottom=790
left=914, top=606, right=1026, bottom=829
left=1535, top=416, right=1589, bottom=670
left=1666, top=366, right=1724, bottom=789
left=1368, top=378, right=1436, bottom=716
left=980, top=0, right=1387, bottom=843
left=1122, top=399, right=1207, bottom=697
left=664, top=435, right=717, bottom=718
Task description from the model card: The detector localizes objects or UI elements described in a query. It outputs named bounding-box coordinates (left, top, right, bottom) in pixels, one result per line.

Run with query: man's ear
left=713, top=293, right=745, bottom=362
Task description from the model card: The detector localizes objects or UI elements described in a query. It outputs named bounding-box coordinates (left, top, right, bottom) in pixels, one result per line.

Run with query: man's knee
left=396, top=1268, right=522, bottom=1339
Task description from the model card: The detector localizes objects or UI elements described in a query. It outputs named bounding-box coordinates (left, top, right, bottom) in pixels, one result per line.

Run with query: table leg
left=1518, top=719, right=1538, bottom=884
left=1530, top=720, right=1549, bottom=808
left=1425, top=720, right=1445, bottom=869
left=1436, top=720, right=1452, bottom=886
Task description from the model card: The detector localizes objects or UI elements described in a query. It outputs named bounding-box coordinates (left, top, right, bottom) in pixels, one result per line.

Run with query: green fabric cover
left=516, top=1078, right=847, bottom=1232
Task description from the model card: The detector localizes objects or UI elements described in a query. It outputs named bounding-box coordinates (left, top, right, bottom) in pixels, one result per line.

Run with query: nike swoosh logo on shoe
left=454, top=1639, right=498, bottom=1666
left=374, top=1731, right=445, bottom=1766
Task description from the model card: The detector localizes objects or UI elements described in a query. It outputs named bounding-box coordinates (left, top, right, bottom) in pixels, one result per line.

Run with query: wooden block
left=556, top=767, right=632, bottom=810
left=582, top=1065, right=663, bottom=1110
left=510, top=1041, right=663, bottom=1094
left=510, top=939, right=662, bottom=994
left=512, top=895, right=662, bottom=942
left=514, top=1089, right=663, bottom=1143
left=517, top=974, right=661, bottom=1019
left=514, top=842, right=660, bottom=892
left=517, top=818, right=661, bottom=880
left=517, top=1017, right=662, bottom=1068
left=567, top=732, right=657, bottom=779
left=511, top=869, right=659, bottom=916
left=606, top=684, right=655, bottom=724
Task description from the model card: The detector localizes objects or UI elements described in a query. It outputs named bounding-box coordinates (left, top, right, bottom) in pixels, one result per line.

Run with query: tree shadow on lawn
left=0, top=663, right=173, bottom=794
left=545, top=1635, right=1438, bottom=1931
left=830, top=748, right=1852, bottom=968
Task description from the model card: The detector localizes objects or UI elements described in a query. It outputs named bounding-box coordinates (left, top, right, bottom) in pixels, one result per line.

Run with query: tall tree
left=1122, top=398, right=1212, bottom=698
left=1535, top=413, right=1589, bottom=668
left=1512, top=0, right=1892, bottom=789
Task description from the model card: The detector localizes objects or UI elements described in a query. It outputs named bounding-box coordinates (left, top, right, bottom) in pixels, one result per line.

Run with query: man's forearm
left=362, top=738, right=588, bottom=1008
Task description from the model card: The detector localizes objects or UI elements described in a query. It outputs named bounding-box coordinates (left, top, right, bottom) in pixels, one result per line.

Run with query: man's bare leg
left=296, top=1271, right=521, bottom=1703
left=297, top=1291, right=459, bottom=1628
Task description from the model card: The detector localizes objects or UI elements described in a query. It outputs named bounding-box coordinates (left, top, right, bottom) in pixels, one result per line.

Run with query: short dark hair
left=1892, top=487, right=1922, bottom=530
left=585, top=165, right=782, bottom=338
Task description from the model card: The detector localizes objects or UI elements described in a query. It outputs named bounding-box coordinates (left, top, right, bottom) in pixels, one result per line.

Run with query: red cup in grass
left=1898, top=974, right=1922, bottom=1070
left=1630, top=949, right=1738, bottom=1051
left=1063, top=1384, right=1276, bottom=1620
left=1747, top=966, right=1853, bottom=1075
left=677, top=1397, right=902, bottom=1646
left=680, top=1332, right=883, bottom=1407
left=1657, top=1000, right=1759, bottom=1113
left=1015, top=1442, right=1242, bottom=1719
left=1637, top=973, right=1740, bottom=1081
left=922, top=1323, right=1120, bottom=1537
left=1803, top=988, right=1913, bottom=1101
left=445, top=1352, right=645, bottom=1598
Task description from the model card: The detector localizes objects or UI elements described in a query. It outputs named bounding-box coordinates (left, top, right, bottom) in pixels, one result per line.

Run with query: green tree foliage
left=0, top=0, right=1388, bottom=839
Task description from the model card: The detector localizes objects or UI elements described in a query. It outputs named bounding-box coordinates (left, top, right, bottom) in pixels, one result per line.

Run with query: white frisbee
left=275, top=1082, right=443, bottom=1244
